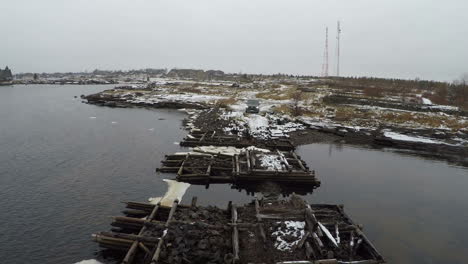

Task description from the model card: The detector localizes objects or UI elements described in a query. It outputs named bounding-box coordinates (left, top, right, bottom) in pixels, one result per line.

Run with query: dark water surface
left=298, top=144, right=468, bottom=264
left=1, top=85, right=467, bottom=264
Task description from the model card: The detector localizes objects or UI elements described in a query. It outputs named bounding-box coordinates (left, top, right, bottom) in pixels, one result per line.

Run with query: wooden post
left=122, top=203, right=160, bottom=264
left=151, top=200, right=179, bottom=264
left=246, top=150, right=251, bottom=172
left=292, top=151, right=306, bottom=171
left=191, top=196, right=198, bottom=208
left=305, top=241, right=316, bottom=259
left=254, top=198, right=261, bottom=222
left=231, top=205, right=240, bottom=263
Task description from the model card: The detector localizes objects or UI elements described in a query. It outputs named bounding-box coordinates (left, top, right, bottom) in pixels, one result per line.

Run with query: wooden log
left=199, top=132, right=207, bottom=142
left=191, top=196, right=198, bottom=208
left=93, top=234, right=134, bottom=246
left=151, top=200, right=179, bottom=264
left=258, top=223, right=267, bottom=243
left=257, top=213, right=304, bottom=220
left=138, top=242, right=151, bottom=255
left=246, top=150, right=251, bottom=172
left=177, top=154, right=188, bottom=176
left=122, top=242, right=139, bottom=264
left=296, top=231, right=310, bottom=249
left=337, top=206, right=383, bottom=261
left=122, top=209, right=148, bottom=217
left=150, top=234, right=165, bottom=264
left=254, top=198, right=261, bottom=222
left=312, top=232, right=326, bottom=255
left=165, top=200, right=179, bottom=227
left=231, top=205, right=240, bottom=263
left=304, top=241, right=316, bottom=260
left=99, top=232, right=160, bottom=244
left=123, top=203, right=160, bottom=263
left=291, top=151, right=306, bottom=171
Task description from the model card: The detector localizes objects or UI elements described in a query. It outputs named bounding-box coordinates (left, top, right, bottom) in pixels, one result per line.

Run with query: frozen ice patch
left=148, top=179, right=190, bottom=207
left=73, top=260, right=104, bottom=264
left=383, top=131, right=454, bottom=145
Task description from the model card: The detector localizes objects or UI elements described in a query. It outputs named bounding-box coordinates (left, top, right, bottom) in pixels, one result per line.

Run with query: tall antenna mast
left=336, top=21, right=341, bottom=76
left=321, top=27, right=329, bottom=77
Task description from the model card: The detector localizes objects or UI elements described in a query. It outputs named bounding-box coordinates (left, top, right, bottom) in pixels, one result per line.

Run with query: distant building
left=0, top=66, right=13, bottom=82
left=167, top=69, right=225, bottom=80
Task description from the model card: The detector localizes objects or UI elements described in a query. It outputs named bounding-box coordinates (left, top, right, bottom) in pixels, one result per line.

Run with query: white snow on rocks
left=246, top=114, right=269, bottom=133
left=422, top=97, right=432, bottom=105
left=383, top=131, right=451, bottom=145
left=259, top=154, right=284, bottom=171
left=192, top=146, right=270, bottom=156
left=271, top=221, right=305, bottom=251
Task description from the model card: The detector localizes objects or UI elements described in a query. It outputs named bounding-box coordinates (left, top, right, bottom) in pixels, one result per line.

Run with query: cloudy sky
left=1, top=0, right=467, bottom=81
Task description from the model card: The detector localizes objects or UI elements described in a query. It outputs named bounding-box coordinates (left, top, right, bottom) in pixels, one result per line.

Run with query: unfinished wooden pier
left=180, top=130, right=295, bottom=151
left=157, top=149, right=320, bottom=187
left=92, top=195, right=384, bottom=264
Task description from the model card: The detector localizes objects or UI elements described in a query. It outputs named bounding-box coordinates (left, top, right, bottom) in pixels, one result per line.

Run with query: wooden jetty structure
left=92, top=195, right=384, bottom=264
left=157, top=149, right=320, bottom=187
left=180, top=130, right=295, bottom=151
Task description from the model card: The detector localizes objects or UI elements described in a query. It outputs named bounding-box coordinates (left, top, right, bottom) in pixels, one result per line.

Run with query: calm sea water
left=0, top=85, right=467, bottom=264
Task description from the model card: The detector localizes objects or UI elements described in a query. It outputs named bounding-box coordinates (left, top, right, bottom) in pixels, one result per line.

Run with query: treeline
left=327, top=76, right=468, bottom=110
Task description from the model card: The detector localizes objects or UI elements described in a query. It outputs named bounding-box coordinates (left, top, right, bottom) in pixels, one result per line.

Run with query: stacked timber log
left=92, top=195, right=384, bottom=264
left=180, top=130, right=295, bottom=151
left=156, top=149, right=320, bottom=186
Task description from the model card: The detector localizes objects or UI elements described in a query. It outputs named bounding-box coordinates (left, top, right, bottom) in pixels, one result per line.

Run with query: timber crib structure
left=91, top=109, right=385, bottom=263
left=157, top=149, right=320, bottom=186
left=180, top=130, right=296, bottom=151
left=92, top=195, right=384, bottom=264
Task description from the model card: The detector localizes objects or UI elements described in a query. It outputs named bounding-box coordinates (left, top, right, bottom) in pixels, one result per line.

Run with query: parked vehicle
left=245, top=99, right=260, bottom=113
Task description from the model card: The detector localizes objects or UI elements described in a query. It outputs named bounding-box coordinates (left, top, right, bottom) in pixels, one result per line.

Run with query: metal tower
left=336, top=21, right=341, bottom=77
left=321, top=27, right=329, bottom=77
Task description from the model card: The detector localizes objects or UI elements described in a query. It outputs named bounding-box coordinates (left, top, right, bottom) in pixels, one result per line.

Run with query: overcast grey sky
left=1, top=0, right=467, bottom=81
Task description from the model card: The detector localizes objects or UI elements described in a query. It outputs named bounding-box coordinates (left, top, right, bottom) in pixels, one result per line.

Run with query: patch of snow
left=259, top=154, right=284, bottom=171
left=383, top=131, right=456, bottom=145
left=422, top=97, right=432, bottom=105
left=148, top=179, right=190, bottom=207
left=271, top=221, right=305, bottom=251
left=73, top=260, right=104, bottom=264
left=192, top=145, right=271, bottom=156
left=246, top=114, right=269, bottom=133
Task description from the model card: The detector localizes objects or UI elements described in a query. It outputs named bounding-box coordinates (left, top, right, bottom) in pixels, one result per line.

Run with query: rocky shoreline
left=82, top=86, right=468, bottom=167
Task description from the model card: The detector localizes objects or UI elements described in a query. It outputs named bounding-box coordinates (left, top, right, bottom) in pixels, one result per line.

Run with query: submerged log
left=231, top=205, right=240, bottom=263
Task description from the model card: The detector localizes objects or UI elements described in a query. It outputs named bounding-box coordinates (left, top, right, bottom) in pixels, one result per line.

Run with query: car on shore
left=245, top=99, right=260, bottom=113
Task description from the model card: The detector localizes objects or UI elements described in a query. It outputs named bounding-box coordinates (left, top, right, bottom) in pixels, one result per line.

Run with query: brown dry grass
left=215, top=97, right=238, bottom=108
left=381, top=112, right=467, bottom=130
